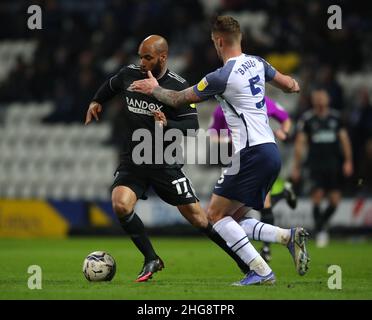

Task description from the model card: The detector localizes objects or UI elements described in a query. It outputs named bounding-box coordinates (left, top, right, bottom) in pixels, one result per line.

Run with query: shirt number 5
left=249, top=75, right=261, bottom=96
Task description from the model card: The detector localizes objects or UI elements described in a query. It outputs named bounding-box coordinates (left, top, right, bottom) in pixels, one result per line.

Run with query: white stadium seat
left=0, top=102, right=119, bottom=200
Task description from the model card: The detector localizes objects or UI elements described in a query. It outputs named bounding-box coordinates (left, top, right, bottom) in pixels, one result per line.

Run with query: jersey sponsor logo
left=189, top=103, right=196, bottom=109
left=197, top=78, right=208, bottom=91
left=312, top=130, right=337, bottom=143
left=126, top=97, right=163, bottom=116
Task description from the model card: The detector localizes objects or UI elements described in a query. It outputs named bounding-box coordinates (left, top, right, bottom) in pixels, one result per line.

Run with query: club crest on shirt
left=197, top=78, right=208, bottom=91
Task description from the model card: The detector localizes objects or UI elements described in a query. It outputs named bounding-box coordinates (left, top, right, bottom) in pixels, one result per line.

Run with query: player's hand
left=274, top=129, right=288, bottom=141
left=153, top=110, right=167, bottom=127
left=283, top=77, right=300, bottom=93
left=343, top=160, right=353, bottom=177
left=290, top=78, right=300, bottom=93
left=85, top=101, right=102, bottom=125
left=129, top=71, right=159, bottom=95
left=291, top=167, right=301, bottom=183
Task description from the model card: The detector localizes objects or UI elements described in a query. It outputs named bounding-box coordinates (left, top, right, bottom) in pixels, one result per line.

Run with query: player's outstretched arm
left=130, top=71, right=202, bottom=108
left=85, top=101, right=102, bottom=125
left=270, top=71, right=300, bottom=93
left=85, top=70, right=124, bottom=124
left=152, top=85, right=202, bottom=108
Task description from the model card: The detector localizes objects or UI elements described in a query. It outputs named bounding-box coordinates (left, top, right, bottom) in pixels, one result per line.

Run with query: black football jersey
left=107, top=64, right=197, bottom=168
left=297, top=109, right=344, bottom=170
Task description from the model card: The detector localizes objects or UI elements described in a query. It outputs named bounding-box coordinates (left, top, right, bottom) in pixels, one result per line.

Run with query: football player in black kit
left=85, top=35, right=250, bottom=282
left=292, top=88, right=353, bottom=247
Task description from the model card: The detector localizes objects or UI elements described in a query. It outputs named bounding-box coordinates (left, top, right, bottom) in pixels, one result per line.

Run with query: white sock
left=238, top=217, right=291, bottom=245
left=213, top=216, right=272, bottom=276
left=249, top=255, right=272, bottom=276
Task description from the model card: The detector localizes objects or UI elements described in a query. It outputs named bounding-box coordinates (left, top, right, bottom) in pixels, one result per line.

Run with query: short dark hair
left=211, top=16, right=241, bottom=43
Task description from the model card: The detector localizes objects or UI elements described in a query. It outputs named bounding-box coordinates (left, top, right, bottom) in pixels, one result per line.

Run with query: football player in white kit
left=130, top=16, right=310, bottom=285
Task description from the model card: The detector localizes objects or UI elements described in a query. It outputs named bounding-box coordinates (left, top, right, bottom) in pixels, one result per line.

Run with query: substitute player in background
left=130, top=16, right=310, bottom=285
left=292, top=88, right=353, bottom=247
left=209, top=98, right=297, bottom=262
left=85, top=35, right=253, bottom=282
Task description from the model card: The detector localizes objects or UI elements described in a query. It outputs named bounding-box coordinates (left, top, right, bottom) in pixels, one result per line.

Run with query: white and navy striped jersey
left=193, top=54, right=277, bottom=152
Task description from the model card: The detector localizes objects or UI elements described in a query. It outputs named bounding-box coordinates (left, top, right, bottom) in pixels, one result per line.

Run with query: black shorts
left=111, top=164, right=198, bottom=206
left=309, top=167, right=343, bottom=191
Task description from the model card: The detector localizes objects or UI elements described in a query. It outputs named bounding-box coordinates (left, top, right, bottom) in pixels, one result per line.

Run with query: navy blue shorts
left=213, top=143, right=281, bottom=210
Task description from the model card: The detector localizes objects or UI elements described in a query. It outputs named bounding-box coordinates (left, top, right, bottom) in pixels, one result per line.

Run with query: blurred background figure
left=292, top=88, right=353, bottom=247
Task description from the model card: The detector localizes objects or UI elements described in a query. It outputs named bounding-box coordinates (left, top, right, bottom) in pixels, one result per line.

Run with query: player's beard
left=151, top=58, right=162, bottom=78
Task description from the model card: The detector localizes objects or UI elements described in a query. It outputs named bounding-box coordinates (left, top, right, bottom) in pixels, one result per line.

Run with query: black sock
left=321, top=205, right=337, bottom=228
left=262, top=242, right=270, bottom=249
left=313, top=205, right=322, bottom=233
left=261, top=208, right=274, bottom=249
left=200, top=223, right=250, bottom=274
left=119, top=212, right=158, bottom=262
left=261, top=207, right=274, bottom=225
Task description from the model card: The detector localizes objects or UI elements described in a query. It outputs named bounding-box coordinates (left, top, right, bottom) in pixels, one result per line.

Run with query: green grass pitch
left=1, top=237, right=371, bottom=300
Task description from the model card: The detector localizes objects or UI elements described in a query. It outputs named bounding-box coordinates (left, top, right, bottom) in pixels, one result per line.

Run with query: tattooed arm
left=152, top=86, right=202, bottom=107
left=129, top=71, right=202, bottom=108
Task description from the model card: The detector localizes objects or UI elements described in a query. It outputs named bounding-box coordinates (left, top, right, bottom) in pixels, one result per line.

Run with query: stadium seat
left=0, top=103, right=118, bottom=200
